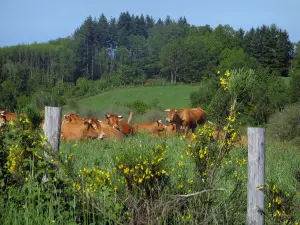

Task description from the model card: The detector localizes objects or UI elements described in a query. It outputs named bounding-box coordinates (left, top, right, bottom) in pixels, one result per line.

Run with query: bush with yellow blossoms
left=0, top=115, right=49, bottom=186
left=264, top=183, right=299, bottom=224
left=114, top=144, right=169, bottom=198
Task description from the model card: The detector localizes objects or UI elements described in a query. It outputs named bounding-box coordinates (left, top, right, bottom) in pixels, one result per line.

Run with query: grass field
left=58, top=133, right=300, bottom=224
left=65, top=85, right=200, bottom=113
left=2, top=83, right=300, bottom=224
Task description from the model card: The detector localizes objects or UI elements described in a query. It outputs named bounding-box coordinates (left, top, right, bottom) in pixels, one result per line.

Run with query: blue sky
left=0, top=0, right=299, bottom=47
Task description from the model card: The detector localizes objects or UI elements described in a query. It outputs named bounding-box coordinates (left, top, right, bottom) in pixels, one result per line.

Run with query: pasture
left=1, top=83, right=300, bottom=224
left=64, top=85, right=200, bottom=113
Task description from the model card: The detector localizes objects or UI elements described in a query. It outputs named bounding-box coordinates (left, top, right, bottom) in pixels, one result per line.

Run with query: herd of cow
left=0, top=107, right=208, bottom=139
left=0, top=107, right=247, bottom=145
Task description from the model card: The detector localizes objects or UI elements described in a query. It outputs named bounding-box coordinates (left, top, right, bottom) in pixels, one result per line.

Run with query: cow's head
left=64, top=113, right=79, bottom=123
left=0, top=111, right=6, bottom=128
left=156, top=119, right=167, bottom=131
left=84, top=118, right=106, bottom=140
left=164, top=109, right=179, bottom=123
left=105, top=114, right=123, bottom=130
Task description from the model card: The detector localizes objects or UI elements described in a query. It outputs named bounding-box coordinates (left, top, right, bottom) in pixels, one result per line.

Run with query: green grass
left=65, top=85, right=200, bottom=113
left=58, top=133, right=300, bottom=224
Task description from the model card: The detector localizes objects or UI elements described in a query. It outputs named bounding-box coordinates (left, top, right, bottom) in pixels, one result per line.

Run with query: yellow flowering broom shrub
left=1, top=116, right=49, bottom=185
left=114, top=144, right=169, bottom=198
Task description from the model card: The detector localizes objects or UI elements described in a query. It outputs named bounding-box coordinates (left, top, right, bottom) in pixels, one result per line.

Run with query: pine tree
left=117, top=12, right=132, bottom=47
left=145, top=15, right=155, bottom=37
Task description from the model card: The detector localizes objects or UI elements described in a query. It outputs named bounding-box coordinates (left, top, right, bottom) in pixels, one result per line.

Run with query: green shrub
left=125, top=100, right=149, bottom=115
left=190, top=81, right=218, bottom=109
left=268, top=104, right=300, bottom=142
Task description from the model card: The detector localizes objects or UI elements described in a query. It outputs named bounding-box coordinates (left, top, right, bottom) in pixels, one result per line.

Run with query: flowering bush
left=1, top=116, right=49, bottom=186
left=114, top=144, right=169, bottom=198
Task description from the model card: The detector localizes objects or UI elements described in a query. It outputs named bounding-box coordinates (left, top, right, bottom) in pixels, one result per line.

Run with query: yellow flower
left=274, top=210, right=281, bottom=217
left=124, top=168, right=129, bottom=174
left=217, top=70, right=220, bottom=75
left=178, top=184, right=183, bottom=188
left=178, top=161, right=183, bottom=167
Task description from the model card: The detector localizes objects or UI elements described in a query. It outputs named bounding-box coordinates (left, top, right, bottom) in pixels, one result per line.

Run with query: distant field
left=66, top=85, right=200, bottom=113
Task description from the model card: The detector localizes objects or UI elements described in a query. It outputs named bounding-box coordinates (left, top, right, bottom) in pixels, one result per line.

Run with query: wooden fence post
left=43, top=106, right=62, bottom=152
left=247, top=127, right=266, bottom=225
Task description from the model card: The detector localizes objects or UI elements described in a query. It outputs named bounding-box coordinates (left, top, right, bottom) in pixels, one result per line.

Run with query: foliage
left=268, top=104, right=300, bottom=142
left=190, top=79, right=218, bottom=109
left=114, top=144, right=169, bottom=198
left=289, top=71, right=300, bottom=103
left=0, top=15, right=294, bottom=112
left=125, top=100, right=150, bottom=115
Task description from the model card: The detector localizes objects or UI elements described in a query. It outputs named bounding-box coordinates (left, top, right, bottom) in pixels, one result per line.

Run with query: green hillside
left=67, top=85, right=200, bottom=112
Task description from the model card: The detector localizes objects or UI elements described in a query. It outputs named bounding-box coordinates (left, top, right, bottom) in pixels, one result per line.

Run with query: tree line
left=0, top=11, right=297, bottom=111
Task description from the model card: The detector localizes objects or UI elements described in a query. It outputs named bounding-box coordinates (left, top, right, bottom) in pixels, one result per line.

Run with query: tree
left=218, top=48, right=260, bottom=72
left=95, top=13, right=109, bottom=48
left=54, top=46, right=76, bottom=82
left=160, top=39, right=184, bottom=83
left=117, top=12, right=133, bottom=47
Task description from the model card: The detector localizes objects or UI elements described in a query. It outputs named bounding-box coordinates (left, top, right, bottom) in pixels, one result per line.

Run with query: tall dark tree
left=136, top=14, right=147, bottom=37
left=95, top=13, right=109, bottom=48
left=145, top=15, right=155, bottom=37
left=117, top=12, right=132, bottom=47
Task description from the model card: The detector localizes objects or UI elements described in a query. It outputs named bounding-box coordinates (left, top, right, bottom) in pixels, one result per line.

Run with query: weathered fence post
left=43, top=106, right=62, bottom=152
left=247, top=127, right=266, bottom=225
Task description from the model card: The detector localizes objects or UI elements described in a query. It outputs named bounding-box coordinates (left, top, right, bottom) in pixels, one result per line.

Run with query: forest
left=0, top=12, right=299, bottom=115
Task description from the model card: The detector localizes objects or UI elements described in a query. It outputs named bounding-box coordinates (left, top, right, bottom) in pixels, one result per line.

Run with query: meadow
left=64, top=85, right=200, bottom=113
left=1, top=81, right=300, bottom=224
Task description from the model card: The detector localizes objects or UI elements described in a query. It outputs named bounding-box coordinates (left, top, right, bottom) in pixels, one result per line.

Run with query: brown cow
left=63, top=113, right=82, bottom=123
left=61, top=118, right=106, bottom=141
left=99, top=121, right=124, bottom=140
left=0, top=111, right=17, bottom=121
left=63, top=112, right=123, bottom=140
left=164, top=107, right=206, bottom=135
left=0, top=113, right=6, bottom=128
left=134, top=120, right=167, bottom=134
left=152, top=123, right=176, bottom=137
left=0, top=111, right=18, bottom=127
left=165, top=123, right=177, bottom=136
left=105, top=113, right=135, bottom=136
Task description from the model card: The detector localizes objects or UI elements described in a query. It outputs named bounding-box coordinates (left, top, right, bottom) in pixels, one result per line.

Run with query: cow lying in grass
left=61, top=118, right=106, bottom=141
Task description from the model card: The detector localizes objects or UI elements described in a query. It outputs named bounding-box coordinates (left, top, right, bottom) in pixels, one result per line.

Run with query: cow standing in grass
left=164, top=107, right=206, bottom=135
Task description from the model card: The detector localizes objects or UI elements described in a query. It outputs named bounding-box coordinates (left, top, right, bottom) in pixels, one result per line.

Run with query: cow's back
left=179, top=107, right=206, bottom=125
left=100, top=123, right=123, bottom=140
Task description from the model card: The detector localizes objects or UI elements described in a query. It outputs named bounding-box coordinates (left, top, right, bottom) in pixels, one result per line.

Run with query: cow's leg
left=191, top=123, right=196, bottom=134
left=182, top=121, right=190, bottom=136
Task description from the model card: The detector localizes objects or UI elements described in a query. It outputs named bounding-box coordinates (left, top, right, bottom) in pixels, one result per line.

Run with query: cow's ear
left=105, top=114, right=111, bottom=119
left=84, top=118, right=92, bottom=125
left=164, top=109, right=170, bottom=112
left=117, top=115, right=123, bottom=121
left=0, top=111, right=5, bottom=116
left=157, top=119, right=162, bottom=125
left=172, top=124, right=176, bottom=130
left=98, top=120, right=102, bottom=123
